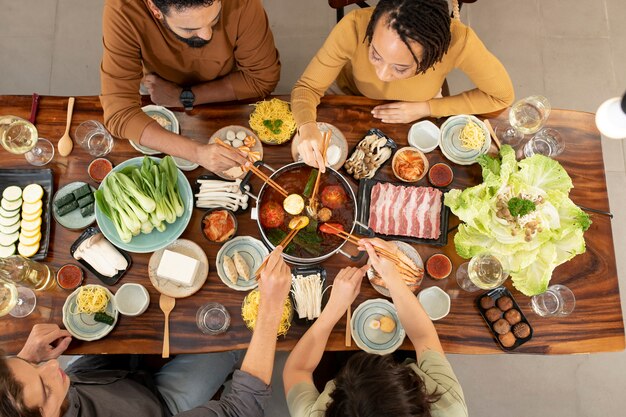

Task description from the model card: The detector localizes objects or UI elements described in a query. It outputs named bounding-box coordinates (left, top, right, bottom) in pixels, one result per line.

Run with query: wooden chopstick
left=345, top=305, right=352, bottom=347
left=254, top=228, right=299, bottom=279
left=483, top=119, right=501, bottom=150
left=309, top=131, right=332, bottom=208
left=214, top=138, right=289, bottom=197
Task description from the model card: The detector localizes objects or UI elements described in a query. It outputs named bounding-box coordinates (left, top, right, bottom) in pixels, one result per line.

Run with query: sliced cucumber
left=0, top=206, right=20, bottom=218
left=21, top=217, right=42, bottom=232
left=0, top=222, right=20, bottom=235
left=22, top=200, right=42, bottom=215
left=22, top=208, right=42, bottom=222
left=18, top=241, right=39, bottom=258
left=0, top=231, right=19, bottom=246
left=0, top=243, right=16, bottom=258
left=2, top=186, right=22, bottom=202
left=22, top=184, right=44, bottom=204
left=1, top=198, right=22, bottom=212
left=19, top=232, right=41, bottom=246
left=20, top=227, right=39, bottom=238
left=0, top=213, right=20, bottom=227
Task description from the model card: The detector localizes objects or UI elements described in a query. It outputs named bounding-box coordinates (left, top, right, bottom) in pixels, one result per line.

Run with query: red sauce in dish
left=426, top=254, right=452, bottom=280
left=88, top=158, right=113, bottom=183
left=428, top=163, right=453, bottom=187
left=57, top=264, right=84, bottom=290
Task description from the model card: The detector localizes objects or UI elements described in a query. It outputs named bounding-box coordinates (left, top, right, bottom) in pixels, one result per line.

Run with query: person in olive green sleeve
left=284, top=238, right=468, bottom=417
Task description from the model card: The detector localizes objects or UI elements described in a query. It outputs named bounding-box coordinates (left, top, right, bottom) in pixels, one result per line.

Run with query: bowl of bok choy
left=94, top=156, right=193, bottom=253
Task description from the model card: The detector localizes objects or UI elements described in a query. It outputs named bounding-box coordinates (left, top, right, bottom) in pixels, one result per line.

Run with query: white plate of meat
left=356, top=179, right=450, bottom=247
left=367, top=241, right=424, bottom=297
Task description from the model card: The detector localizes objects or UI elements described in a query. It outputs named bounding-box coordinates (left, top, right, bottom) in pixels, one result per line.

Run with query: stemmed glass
left=0, top=115, right=54, bottom=165
left=456, top=253, right=508, bottom=292
left=0, top=277, right=37, bottom=318
left=495, top=95, right=551, bottom=147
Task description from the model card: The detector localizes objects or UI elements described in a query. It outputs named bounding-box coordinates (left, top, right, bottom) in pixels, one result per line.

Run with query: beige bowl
left=392, top=147, right=429, bottom=183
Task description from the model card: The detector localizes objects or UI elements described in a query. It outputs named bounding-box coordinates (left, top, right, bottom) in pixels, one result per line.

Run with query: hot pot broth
left=260, top=166, right=354, bottom=258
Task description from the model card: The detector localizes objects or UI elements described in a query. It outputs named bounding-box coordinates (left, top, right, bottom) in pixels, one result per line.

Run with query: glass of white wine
left=456, top=254, right=508, bottom=292
left=0, top=115, right=54, bottom=166
left=495, top=96, right=551, bottom=147
left=0, top=277, right=37, bottom=318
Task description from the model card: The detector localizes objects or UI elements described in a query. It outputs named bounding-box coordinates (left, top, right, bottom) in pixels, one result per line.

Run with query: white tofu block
left=156, top=250, right=199, bottom=287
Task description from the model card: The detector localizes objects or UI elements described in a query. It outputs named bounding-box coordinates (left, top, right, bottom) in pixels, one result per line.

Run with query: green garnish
left=93, top=312, right=115, bottom=326
left=263, top=119, right=284, bottom=135
left=508, top=197, right=536, bottom=217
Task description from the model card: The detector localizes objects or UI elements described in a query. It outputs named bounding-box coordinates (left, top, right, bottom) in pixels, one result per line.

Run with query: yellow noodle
left=242, top=289, right=292, bottom=336
left=459, top=118, right=486, bottom=150
left=248, top=99, right=297, bottom=144
left=72, top=286, right=109, bottom=315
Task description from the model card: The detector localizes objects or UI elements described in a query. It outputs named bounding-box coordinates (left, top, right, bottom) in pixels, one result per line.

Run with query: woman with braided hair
left=294, top=0, right=514, bottom=172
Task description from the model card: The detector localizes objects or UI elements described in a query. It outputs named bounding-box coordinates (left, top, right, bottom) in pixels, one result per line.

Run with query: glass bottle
left=0, top=255, right=55, bottom=291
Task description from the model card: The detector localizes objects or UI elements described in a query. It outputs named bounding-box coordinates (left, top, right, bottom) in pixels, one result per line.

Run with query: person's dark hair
left=365, top=0, right=452, bottom=74
left=152, top=0, right=216, bottom=15
left=325, top=352, right=441, bottom=417
left=0, top=355, right=42, bottom=417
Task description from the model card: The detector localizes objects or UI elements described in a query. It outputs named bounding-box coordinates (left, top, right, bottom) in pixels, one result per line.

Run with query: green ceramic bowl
left=94, top=157, right=193, bottom=253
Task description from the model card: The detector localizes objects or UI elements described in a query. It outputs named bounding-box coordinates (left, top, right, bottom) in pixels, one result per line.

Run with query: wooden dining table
left=0, top=94, right=623, bottom=355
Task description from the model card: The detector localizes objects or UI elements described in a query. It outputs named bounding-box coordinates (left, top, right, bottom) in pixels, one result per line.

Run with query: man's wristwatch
left=180, top=88, right=195, bottom=111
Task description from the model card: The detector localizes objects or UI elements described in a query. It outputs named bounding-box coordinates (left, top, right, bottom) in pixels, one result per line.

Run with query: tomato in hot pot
left=260, top=201, right=285, bottom=229
left=320, top=185, right=346, bottom=209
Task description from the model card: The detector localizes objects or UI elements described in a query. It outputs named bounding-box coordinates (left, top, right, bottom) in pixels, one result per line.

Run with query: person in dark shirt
left=0, top=246, right=291, bottom=417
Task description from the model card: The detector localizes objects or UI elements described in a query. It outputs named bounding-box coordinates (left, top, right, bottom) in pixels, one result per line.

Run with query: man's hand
left=258, top=246, right=292, bottom=316
left=371, top=101, right=431, bottom=124
left=17, top=324, right=72, bottom=363
left=296, top=122, right=326, bottom=173
left=326, top=266, right=368, bottom=315
left=197, top=143, right=249, bottom=174
left=142, top=73, right=183, bottom=107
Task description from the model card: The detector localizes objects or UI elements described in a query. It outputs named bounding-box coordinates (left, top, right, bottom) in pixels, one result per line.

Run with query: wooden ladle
left=58, top=97, right=75, bottom=157
left=159, top=294, right=176, bottom=358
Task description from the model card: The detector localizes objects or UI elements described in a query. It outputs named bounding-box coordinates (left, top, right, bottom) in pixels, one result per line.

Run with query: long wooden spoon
left=58, top=97, right=75, bottom=157
left=159, top=294, right=176, bottom=358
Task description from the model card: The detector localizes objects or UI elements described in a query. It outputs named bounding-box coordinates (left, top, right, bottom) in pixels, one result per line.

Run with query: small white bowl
left=114, top=283, right=150, bottom=316
left=418, top=286, right=450, bottom=321
left=408, top=121, right=440, bottom=153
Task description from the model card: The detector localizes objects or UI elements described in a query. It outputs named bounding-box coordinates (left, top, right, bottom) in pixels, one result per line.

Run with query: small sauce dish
left=418, top=286, right=451, bottom=321
left=114, top=283, right=150, bottom=316
left=408, top=121, right=440, bottom=153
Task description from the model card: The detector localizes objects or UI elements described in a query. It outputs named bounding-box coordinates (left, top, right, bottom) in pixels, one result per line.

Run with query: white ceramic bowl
left=114, top=283, right=150, bottom=316
left=408, top=120, right=440, bottom=153
left=418, top=286, right=451, bottom=321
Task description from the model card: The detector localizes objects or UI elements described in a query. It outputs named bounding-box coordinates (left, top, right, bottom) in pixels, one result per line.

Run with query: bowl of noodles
left=248, top=98, right=297, bottom=145
left=241, top=289, right=293, bottom=336
left=439, top=115, right=491, bottom=165
left=62, top=285, right=118, bottom=341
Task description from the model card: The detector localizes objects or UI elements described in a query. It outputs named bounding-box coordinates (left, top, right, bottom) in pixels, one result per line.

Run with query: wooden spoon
left=159, top=294, right=176, bottom=358
left=58, top=97, right=75, bottom=157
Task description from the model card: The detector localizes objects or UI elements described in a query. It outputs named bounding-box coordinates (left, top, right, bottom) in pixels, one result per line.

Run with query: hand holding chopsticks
left=309, top=131, right=332, bottom=211
left=254, top=217, right=308, bottom=279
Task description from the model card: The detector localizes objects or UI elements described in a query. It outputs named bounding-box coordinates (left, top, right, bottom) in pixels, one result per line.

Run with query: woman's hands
left=359, top=238, right=405, bottom=287
left=326, top=265, right=369, bottom=317
left=371, top=101, right=431, bottom=124
left=296, top=122, right=326, bottom=173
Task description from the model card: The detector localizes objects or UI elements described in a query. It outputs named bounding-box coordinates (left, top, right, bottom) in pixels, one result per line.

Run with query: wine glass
left=0, top=277, right=37, bottom=318
left=530, top=284, right=575, bottom=317
left=456, top=253, right=508, bottom=292
left=0, top=115, right=54, bottom=165
left=495, top=96, right=551, bottom=147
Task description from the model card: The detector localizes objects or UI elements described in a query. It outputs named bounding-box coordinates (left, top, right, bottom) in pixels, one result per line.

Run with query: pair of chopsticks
left=309, top=131, right=332, bottom=208
left=253, top=228, right=300, bottom=280
left=323, top=224, right=422, bottom=278
left=214, top=140, right=289, bottom=197
left=483, top=119, right=502, bottom=150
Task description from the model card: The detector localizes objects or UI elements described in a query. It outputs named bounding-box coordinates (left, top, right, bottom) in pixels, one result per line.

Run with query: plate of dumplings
left=216, top=236, right=268, bottom=291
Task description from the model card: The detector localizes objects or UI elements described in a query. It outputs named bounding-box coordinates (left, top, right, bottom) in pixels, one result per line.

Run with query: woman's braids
left=365, top=0, right=452, bottom=74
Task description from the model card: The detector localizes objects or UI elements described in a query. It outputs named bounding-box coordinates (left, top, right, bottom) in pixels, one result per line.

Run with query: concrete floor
left=2, top=0, right=626, bottom=416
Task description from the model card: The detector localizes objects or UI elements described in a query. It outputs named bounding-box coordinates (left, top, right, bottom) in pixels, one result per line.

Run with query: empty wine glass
left=456, top=254, right=508, bottom=292
left=523, top=128, right=565, bottom=158
left=0, top=115, right=54, bottom=165
left=495, top=96, right=551, bottom=147
left=530, top=284, right=575, bottom=317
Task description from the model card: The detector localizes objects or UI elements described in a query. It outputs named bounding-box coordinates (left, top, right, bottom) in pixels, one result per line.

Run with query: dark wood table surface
left=0, top=95, right=623, bottom=355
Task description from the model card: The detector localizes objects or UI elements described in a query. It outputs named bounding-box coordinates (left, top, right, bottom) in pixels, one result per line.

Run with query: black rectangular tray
left=0, top=168, right=53, bottom=260
left=476, top=287, right=533, bottom=351
left=343, top=128, right=398, bottom=180
left=355, top=178, right=450, bottom=247
left=70, top=227, right=132, bottom=286
left=290, top=265, right=329, bottom=323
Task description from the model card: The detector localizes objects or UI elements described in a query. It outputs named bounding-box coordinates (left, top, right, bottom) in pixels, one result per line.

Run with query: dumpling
left=222, top=255, right=238, bottom=284
left=233, top=251, right=250, bottom=281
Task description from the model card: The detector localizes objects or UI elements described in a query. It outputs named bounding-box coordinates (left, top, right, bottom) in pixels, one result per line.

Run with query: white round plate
left=148, top=239, right=209, bottom=298
left=62, top=285, right=118, bottom=341
left=439, top=115, right=491, bottom=165
left=129, top=105, right=180, bottom=155
left=209, top=125, right=263, bottom=180
left=351, top=298, right=406, bottom=355
left=291, top=122, right=349, bottom=170
left=367, top=241, right=423, bottom=297
left=216, top=236, right=268, bottom=291
left=94, top=157, right=193, bottom=253
left=172, top=156, right=199, bottom=171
